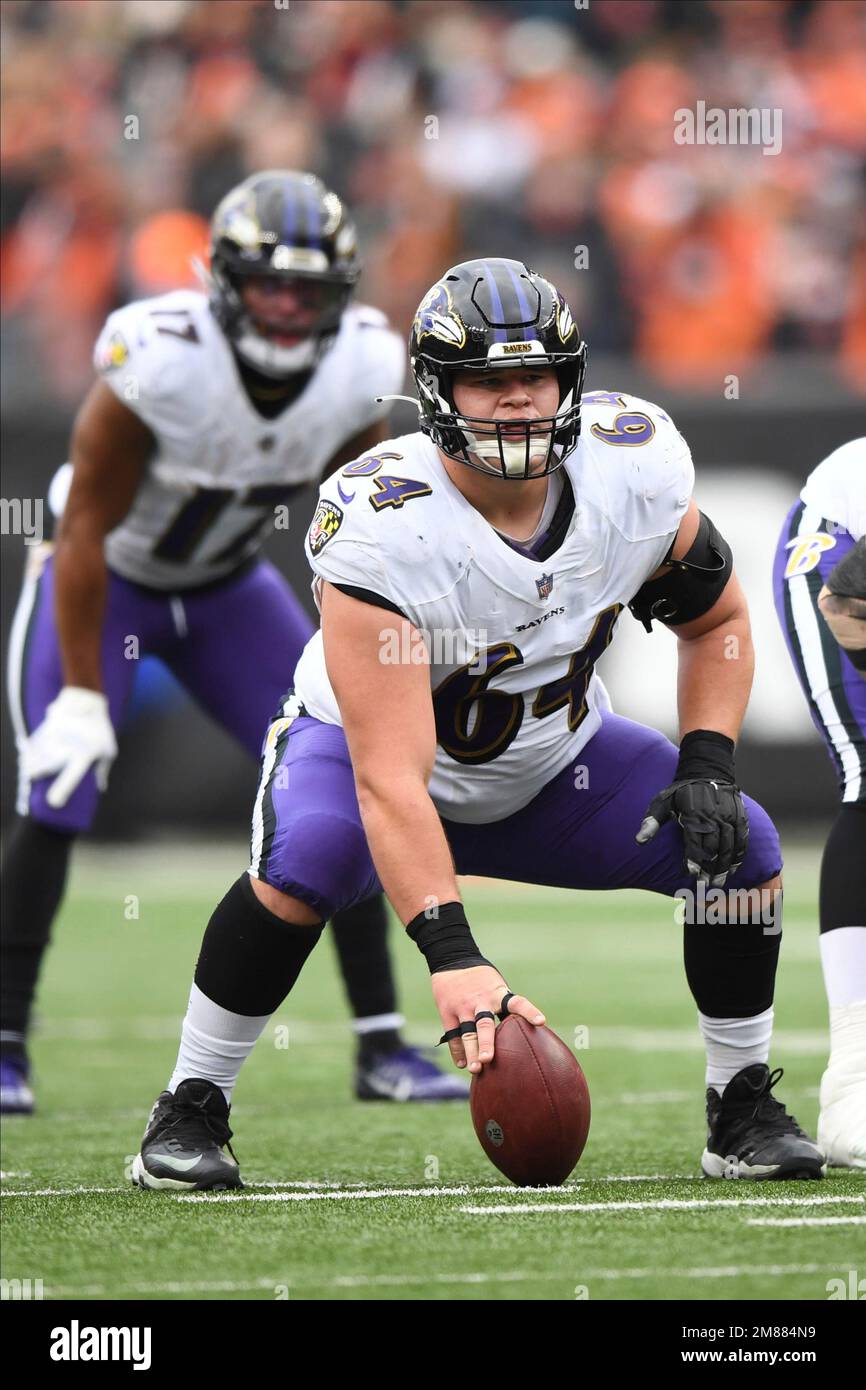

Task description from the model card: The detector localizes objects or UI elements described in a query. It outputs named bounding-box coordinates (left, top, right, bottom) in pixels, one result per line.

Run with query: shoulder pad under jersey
left=575, top=389, right=694, bottom=543
left=93, top=290, right=212, bottom=436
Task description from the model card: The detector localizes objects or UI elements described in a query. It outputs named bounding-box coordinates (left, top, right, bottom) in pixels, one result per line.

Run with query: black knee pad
left=684, top=891, right=782, bottom=1019
left=194, top=873, right=323, bottom=1016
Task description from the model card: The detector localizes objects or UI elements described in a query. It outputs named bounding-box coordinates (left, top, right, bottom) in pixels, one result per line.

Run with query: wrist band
left=406, top=901, right=490, bottom=975
left=675, top=729, right=736, bottom=783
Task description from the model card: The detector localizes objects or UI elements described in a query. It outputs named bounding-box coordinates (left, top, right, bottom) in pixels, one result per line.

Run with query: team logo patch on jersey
left=536, top=572, right=555, bottom=599
left=783, top=531, right=837, bottom=579
left=96, top=331, right=129, bottom=372
left=308, top=499, right=344, bottom=555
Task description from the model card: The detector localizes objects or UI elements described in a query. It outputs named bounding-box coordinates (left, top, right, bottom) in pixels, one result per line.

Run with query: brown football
left=469, top=1016, right=591, bottom=1186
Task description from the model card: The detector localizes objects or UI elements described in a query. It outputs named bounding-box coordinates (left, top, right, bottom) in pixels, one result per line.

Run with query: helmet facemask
left=415, top=343, right=587, bottom=481
left=210, top=261, right=356, bottom=378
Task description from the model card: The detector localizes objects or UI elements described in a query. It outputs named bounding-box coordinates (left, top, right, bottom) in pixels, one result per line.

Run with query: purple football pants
left=9, top=551, right=314, bottom=832
left=773, top=500, right=866, bottom=803
left=250, top=710, right=782, bottom=918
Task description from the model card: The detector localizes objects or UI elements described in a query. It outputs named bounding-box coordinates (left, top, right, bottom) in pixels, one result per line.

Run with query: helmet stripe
left=481, top=262, right=509, bottom=343
left=281, top=179, right=297, bottom=245
left=303, top=180, right=321, bottom=250
left=503, top=261, right=534, bottom=340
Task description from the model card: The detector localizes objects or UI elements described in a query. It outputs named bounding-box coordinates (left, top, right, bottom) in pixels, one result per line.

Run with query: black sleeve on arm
left=628, top=510, right=733, bottom=633
left=331, top=583, right=408, bottom=619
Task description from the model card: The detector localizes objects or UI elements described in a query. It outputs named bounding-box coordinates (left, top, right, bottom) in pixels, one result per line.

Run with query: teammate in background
left=773, top=440, right=866, bottom=1168
left=1, top=171, right=468, bottom=1114
left=133, top=258, right=824, bottom=1190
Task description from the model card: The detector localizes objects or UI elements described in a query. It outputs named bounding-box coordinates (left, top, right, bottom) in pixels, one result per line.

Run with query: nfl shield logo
left=536, top=572, right=554, bottom=600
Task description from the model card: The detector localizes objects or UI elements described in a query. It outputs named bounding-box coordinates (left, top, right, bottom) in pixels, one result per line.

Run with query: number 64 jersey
left=294, top=393, right=695, bottom=824
left=81, top=289, right=405, bottom=589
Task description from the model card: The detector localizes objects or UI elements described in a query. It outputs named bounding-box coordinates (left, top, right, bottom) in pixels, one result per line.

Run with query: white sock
left=699, top=1006, right=774, bottom=1092
left=820, top=927, right=866, bottom=1009
left=825, top=999, right=866, bottom=1075
left=351, top=1012, right=405, bottom=1036
left=168, top=983, right=271, bottom=1104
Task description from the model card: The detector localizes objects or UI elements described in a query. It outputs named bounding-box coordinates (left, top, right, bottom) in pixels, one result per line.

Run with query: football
left=469, top=1016, right=591, bottom=1186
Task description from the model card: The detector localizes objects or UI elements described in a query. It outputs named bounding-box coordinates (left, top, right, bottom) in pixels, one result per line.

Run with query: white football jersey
left=293, top=392, right=694, bottom=823
left=800, top=438, right=866, bottom=541
left=89, top=289, right=405, bottom=588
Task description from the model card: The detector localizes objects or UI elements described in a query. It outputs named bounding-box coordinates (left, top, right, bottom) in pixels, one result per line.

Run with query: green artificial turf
left=2, top=842, right=862, bottom=1301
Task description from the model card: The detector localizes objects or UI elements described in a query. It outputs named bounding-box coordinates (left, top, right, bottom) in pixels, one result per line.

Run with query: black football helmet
left=208, top=170, right=360, bottom=377
left=409, top=258, right=587, bottom=479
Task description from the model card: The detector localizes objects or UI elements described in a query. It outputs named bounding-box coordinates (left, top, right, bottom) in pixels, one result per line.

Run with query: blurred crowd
left=2, top=0, right=865, bottom=403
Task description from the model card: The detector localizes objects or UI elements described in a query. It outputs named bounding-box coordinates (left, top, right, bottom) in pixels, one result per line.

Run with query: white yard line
left=619, top=1088, right=820, bottom=1105
left=182, top=1189, right=865, bottom=1209
left=181, top=1185, right=521, bottom=1204
left=5, top=1182, right=860, bottom=1207
left=0, top=1175, right=700, bottom=1199
left=44, top=1261, right=855, bottom=1298
left=27, top=1018, right=830, bottom=1054
left=461, top=1194, right=865, bottom=1215
left=746, top=1216, right=866, bottom=1228
left=242, top=1174, right=697, bottom=1188
left=0, top=1186, right=123, bottom=1198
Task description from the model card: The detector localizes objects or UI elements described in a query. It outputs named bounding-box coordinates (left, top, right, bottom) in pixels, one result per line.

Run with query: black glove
left=635, top=729, right=749, bottom=885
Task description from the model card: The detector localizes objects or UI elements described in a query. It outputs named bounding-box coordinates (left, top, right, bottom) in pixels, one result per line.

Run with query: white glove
left=22, top=686, right=118, bottom=809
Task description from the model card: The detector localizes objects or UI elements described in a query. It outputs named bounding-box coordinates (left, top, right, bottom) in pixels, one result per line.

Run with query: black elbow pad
left=629, top=511, right=733, bottom=633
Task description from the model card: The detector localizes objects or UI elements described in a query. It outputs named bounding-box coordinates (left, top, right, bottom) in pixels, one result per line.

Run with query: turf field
left=2, top=840, right=863, bottom=1302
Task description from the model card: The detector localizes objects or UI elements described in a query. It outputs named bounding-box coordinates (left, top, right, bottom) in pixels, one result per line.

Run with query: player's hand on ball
left=431, top=965, right=545, bottom=1074
left=636, top=777, right=749, bottom=886
left=22, top=686, right=118, bottom=809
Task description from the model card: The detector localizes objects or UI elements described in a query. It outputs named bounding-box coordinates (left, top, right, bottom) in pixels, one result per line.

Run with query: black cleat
left=701, top=1063, right=826, bottom=1180
left=132, top=1078, right=242, bottom=1191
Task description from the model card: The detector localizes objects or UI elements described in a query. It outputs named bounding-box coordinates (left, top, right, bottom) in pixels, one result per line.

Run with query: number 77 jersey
left=85, top=289, right=405, bottom=589
left=294, top=394, right=695, bottom=824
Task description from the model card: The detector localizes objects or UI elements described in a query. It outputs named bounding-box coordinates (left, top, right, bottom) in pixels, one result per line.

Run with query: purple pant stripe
left=255, top=711, right=781, bottom=917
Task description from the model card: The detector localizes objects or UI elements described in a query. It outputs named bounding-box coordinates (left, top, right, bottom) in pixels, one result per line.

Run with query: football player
left=773, top=439, right=865, bottom=1168
left=1, top=171, right=468, bottom=1114
left=133, top=258, right=824, bottom=1189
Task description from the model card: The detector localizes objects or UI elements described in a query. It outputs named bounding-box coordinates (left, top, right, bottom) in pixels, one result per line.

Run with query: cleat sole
left=131, top=1152, right=242, bottom=1193
left=702, top=1148, right=826, bottom=1181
